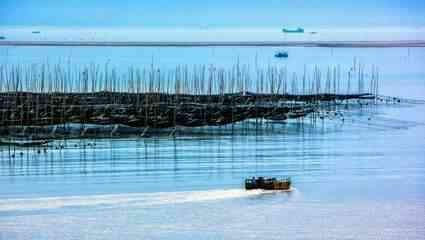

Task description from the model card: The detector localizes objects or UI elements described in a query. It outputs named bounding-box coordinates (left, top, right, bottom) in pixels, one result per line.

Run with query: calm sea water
left=0, top=46, right=424, bottom=239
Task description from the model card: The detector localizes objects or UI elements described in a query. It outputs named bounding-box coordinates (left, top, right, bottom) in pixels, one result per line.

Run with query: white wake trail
left=0, top=188, right=297, bottom=212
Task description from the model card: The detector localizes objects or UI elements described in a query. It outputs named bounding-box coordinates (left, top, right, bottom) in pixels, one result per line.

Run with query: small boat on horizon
left=274, top=51, right=288, bottom=58
left=282, top=27, right=304, bottom=33
left=245, top=177, right=292, bottom=190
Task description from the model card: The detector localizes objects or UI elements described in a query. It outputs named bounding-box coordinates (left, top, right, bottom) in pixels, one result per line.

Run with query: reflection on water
left=0, top=119, right=327, bottom=196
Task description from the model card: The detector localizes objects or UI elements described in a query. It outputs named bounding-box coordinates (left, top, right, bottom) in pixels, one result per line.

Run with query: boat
left=32, top=31, right=41, bottom=34
left=245, top=177, right=291, bottom=190
left=0, top=137, right=51, bottom=147
left=0, top=36, right=5, bottom=40
left=274, top=51, right=288, bottom=58
left=282, top=27, right=304, bottom=33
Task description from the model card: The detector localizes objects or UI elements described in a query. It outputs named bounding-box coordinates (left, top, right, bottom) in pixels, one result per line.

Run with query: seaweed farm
left=1, top=0, right=425, bottom=237
left=0, top=61, right=381, bottom=140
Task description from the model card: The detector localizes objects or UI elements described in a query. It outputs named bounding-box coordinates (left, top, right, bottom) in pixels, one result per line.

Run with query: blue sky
left=1, top=0, right=425, bottom=28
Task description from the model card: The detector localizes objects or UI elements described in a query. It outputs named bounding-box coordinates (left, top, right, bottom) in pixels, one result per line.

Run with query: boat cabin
left=245, top=177, right=291, bottom=190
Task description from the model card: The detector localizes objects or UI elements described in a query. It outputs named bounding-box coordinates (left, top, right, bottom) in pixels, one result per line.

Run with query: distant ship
left=0, top=36, right=5, bottom=40
left=274, top=51, right=288, bottom=58
left=32, top=31, right=41, bottom=34
left=282, top=27, right=304, bottom=33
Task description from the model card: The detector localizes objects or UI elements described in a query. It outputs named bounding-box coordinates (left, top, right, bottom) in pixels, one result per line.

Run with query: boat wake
left=0, top=188, right=298, bottom=212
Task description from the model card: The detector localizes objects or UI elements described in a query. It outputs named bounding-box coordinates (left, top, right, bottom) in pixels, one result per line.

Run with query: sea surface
left=0, top=42, right=425, bottom=239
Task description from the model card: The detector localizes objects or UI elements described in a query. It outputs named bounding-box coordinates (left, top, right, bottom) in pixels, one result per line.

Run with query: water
left=0, top=45, right=424, bottom=239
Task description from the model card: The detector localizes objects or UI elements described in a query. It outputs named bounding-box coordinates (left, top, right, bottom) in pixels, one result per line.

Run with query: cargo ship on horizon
left=282, top=27, right=305, bottom=33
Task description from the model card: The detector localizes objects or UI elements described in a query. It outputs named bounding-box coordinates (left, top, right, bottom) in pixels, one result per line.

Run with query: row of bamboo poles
left=0, top=61, right=379, bottom=96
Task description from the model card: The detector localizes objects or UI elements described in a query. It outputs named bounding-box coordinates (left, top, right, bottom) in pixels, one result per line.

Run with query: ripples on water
left=0, top=104, right=424, bottom=198
left=1, top=103, right=424, bottom=240
left=0, top=46, right=424, bottom=239
left=0, top=107, right=404, bottom=195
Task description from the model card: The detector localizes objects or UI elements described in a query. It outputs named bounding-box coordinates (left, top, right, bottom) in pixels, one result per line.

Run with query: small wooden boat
left=245, top=177, right=291, bottom=190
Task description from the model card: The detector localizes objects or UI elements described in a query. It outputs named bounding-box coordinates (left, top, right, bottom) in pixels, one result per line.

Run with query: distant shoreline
left=0, top=40, right=425, bottom=48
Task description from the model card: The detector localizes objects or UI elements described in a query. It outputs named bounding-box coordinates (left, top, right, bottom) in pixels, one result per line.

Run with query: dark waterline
left=1, top=40, right=425, bottom=48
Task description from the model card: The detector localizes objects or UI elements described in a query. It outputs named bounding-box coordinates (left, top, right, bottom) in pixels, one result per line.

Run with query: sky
left=1, top=0, right=425, bottom=28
